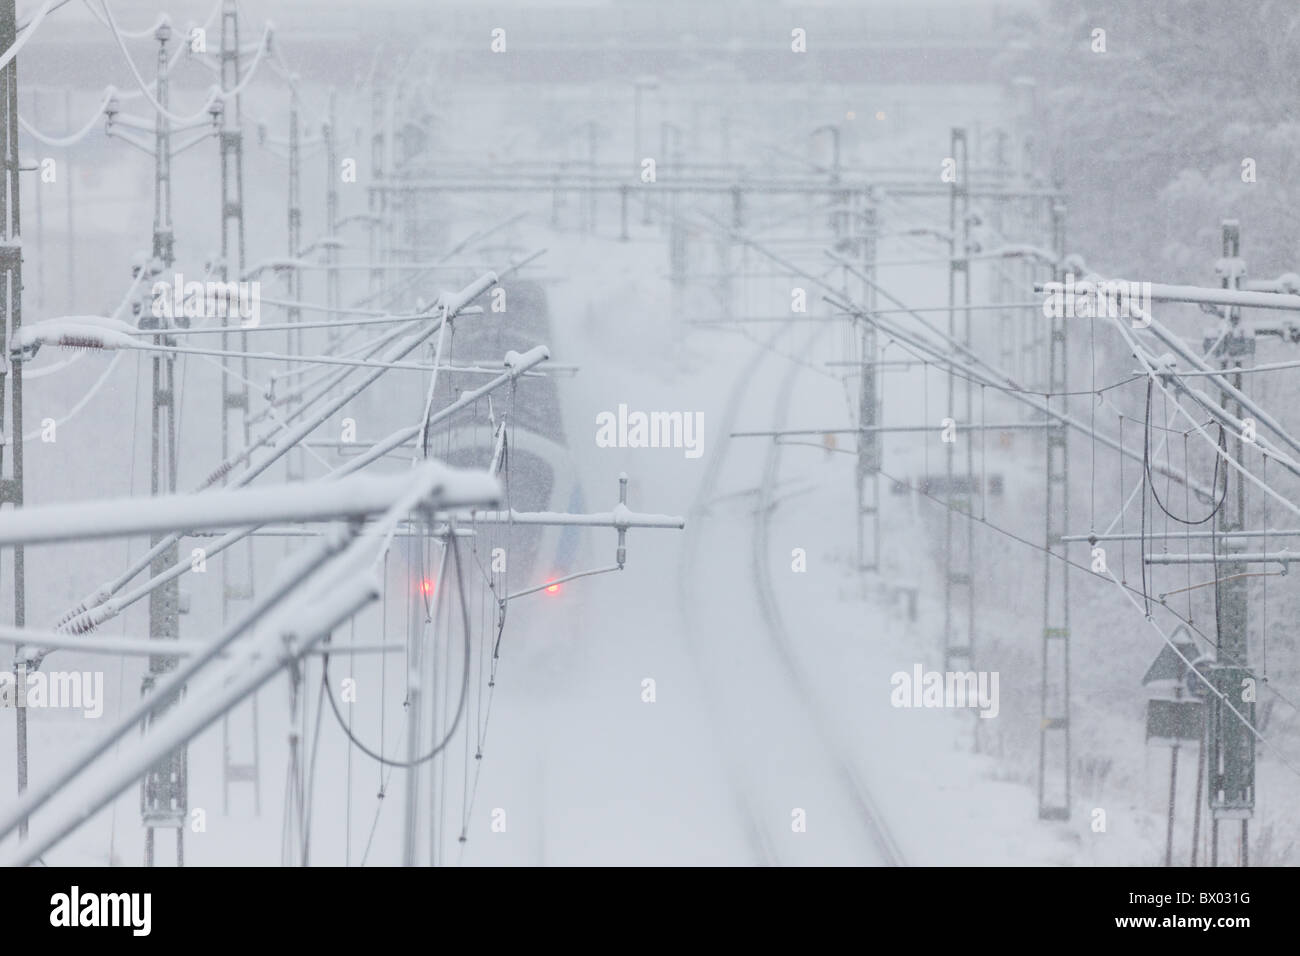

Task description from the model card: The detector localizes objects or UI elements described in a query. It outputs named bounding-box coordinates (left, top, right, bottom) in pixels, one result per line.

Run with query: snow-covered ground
left=2, top=10, right=1295, bottom=867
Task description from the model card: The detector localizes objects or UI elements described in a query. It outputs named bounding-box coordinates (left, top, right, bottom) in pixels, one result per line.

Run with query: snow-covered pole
left=46, top=272, right=499, bottom=630
left=1033, top=279, right=1300, bottom=313
left=225, top=272, right=498, bottom=490
left=142, top=27, right=187, bottom=864
left=42, top=343, right=540, bottom=640
left=402, top=534, right=448, bottom=867
left=3, top=571, right=381, bottom=867
left=1136, top=308, right=1300, bottom=465
left=0, top=464, right=500, bottom=546
left=0, top=0, right=28, bottom=837
left=0, top=460, right=501, bottom=856
left=0, top=625, right=402, bottom=659
left=0, top=524, right=355, bottom=845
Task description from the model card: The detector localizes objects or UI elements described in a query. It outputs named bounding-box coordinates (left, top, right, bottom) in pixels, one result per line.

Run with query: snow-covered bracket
left=0, top=459, right=500, bottom=867
left=454, top=473, right=686, bottom=603
left=9, top=315, right=141, bottom=362
left=0, top=463, right=501, bottom=547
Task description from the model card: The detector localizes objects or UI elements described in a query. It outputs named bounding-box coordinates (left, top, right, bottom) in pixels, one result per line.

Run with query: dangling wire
left=320, top=526, right=475, bottom=769
left=1119, top=414, right=1127, bottom=584
left=1143, top=379, right=1227, bottom=524
left=923, top=361, right=930, bottom=477
left=1183, top=432, right=1193, bottom=624
left=1262, top=454, right=1269, bottom=678
left=979, top=383, right=987, bottom=521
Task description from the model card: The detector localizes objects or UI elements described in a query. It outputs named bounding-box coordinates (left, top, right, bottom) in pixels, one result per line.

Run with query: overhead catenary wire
left=870, top=464, right=1300, bottom=727
left=98, top=0, right=272, bottom=127
left=18, top=87, right=114, bottom=146
left=0, top=19, right=658, bottom=865
left=0, top=0, right=55, bottom=72
left=320, top=528, right=473, bottom=769
left=16, top=41, right=1295, bottom=865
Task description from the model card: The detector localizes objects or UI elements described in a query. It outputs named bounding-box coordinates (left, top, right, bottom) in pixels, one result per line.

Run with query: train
left=382, top=276, right=587, bottom=611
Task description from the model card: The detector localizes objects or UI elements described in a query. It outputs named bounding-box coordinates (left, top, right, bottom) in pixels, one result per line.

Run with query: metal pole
left=943, top=129, right=974, bottom=680
left=64, top=87, right=73, bottom=313
left=1206, top=220, right=1255, bottom=864
left=218, top=0, right=260, bottom=819
left=29, top=87, right=39, bottom=312
left=401, top=531, right=434, bottom=866
left=0, top=0, right=27, bottom=840
left=1038, top=192, right=1070, bottom=820
left=139, top=20, right=186, bottom=867
left=6, top=570, right=380, bottom=867
left=1192, top=717, right=1205, bottom=865
left=1166, top=743, right=1179, bottom=866
left=325, top=89, right=340, bottom=347
left=285, top=86, right=303, bottom=486
left=857, top=189, right=880, bottom=572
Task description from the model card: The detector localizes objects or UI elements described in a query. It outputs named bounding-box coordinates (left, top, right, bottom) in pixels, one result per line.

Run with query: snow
left=437, top=271, right=499, bottom=316
left=455, top=506, right=684, bottom=529
left=0, top=465, right=501, bottom=546
left=13, top=315, right=141, bottom=358
left=2, top=6, right=1295, bottom=871
left=502, top=345, right=550, bottom=369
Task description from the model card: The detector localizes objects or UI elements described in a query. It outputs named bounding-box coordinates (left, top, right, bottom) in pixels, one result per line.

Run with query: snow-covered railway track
left=749, top=327, right=907, bottom=867
left=678, top=324, right=904, bottom=866
left=676, top=327, right=786, bottom=866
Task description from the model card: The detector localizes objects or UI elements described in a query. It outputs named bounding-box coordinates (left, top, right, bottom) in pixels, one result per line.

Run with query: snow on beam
left=987, top=243, right=1060, bottom=265
left=1034, top=279, right=1300, bottom=312
left=10, top=315, right=140, bottom=360
left=436, top=270, right=499, bottom=315
left=1144, top=550, right=1299, bottom=565
left=2, top=573, right=382, bottom=868
left=2, top=459, right=446, bottom=853
left=0, top=624, right=402, bottom=659
left=452, top=507, right=685, bottom=530
left=0, top=464, right=500, bottom=547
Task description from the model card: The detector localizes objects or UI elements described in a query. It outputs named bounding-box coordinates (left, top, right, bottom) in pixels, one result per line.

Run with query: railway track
left=675, top=326, right=786, bottom=866
left=751, top=327, right=907, bottom=867
left=677, top=324, right=906, bottom=866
